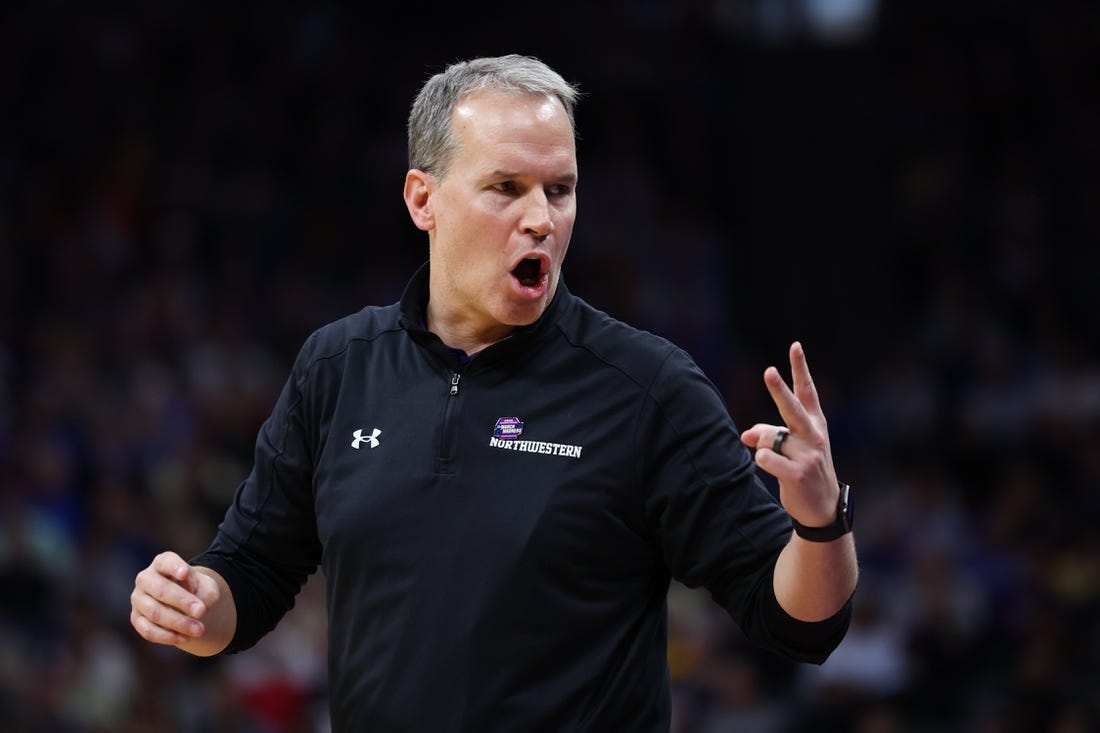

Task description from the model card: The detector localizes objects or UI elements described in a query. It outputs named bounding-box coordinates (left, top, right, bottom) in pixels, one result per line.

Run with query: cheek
left=443, top=232, right=499, bottom=287
left=554, top=220, right=575, bottom=257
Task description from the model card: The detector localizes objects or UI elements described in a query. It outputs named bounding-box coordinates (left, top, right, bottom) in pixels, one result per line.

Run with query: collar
left=398, top=261, right=570, bottom=369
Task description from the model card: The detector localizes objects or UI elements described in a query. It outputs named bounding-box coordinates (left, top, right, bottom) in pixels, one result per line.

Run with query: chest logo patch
left=351, top=428, right=381, bottom=449
left=492, top=417, right=524, bottom=440
left=488, top=417, right=583, bottom=459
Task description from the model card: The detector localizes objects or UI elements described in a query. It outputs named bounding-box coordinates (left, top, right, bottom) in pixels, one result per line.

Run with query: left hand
left=740, top=341, right=840, bottom=528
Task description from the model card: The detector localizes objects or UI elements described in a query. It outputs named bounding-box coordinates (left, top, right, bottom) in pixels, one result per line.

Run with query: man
left=130, top=54, right=858, bottom=731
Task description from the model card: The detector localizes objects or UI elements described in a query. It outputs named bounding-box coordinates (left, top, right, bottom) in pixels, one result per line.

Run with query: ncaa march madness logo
left=488, top=417, right=583, bottom=459
left=492, top=417, right=524, bottom=439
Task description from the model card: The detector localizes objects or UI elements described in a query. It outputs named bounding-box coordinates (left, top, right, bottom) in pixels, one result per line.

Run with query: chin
left=499, top=299, right=549, bottom=327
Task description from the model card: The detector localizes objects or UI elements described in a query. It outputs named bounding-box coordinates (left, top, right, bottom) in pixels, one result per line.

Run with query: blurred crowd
left=2, top=2, right=1099, bottom=732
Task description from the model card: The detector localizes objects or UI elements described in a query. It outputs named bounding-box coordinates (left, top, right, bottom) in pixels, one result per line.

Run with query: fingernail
left=189, top=621, right=203, bottom=636
left=190, top=601, right=204, bottom=617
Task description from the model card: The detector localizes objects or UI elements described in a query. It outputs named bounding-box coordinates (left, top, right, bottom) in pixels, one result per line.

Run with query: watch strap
left=791, top=481, right=853, bottom=542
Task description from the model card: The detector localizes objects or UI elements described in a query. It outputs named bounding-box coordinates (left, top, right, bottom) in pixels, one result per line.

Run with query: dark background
left=2, top=1, right=1099, bottom=731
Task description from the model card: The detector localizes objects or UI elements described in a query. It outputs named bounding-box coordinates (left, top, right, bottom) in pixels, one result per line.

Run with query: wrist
left=790, top=481, right=853, bottom=542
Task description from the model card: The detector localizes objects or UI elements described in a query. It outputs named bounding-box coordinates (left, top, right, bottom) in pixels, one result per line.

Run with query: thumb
left=174, top=562, right=200, bottom=595
left=191, top=567, right=222, bottom=611
left=173, top=563, right=213, bottom=615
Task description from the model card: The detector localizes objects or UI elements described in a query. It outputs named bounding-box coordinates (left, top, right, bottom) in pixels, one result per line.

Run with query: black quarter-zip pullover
left=193, top=262, right=851, bottom=732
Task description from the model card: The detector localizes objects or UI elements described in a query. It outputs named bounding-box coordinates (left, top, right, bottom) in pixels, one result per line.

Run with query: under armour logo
left=351, top=428, right=381, bottom=449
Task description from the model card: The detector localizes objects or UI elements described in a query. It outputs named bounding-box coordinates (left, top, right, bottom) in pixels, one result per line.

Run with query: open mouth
left=511, top=256, right=546, bottom=288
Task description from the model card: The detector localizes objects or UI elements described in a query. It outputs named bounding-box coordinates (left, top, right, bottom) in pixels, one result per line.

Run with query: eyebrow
left=488, top=169, right=578, bottom=185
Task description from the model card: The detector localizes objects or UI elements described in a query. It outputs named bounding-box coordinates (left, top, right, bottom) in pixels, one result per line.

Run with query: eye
left=547, top=183, right=573, bottom=198
left=492, top=181, right=518, bottom=194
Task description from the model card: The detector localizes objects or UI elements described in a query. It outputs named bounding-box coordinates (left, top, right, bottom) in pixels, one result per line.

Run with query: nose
left=520, top=190, right=554, bottom=239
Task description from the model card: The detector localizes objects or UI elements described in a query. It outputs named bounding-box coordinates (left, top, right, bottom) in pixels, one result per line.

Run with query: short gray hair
left=407, top=54, right=581, bottom=178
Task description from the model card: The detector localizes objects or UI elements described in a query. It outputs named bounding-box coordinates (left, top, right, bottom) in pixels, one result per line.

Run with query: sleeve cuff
left=190, top=551, right=263, bottom=655
left=759, top=578, right=854, bottom=665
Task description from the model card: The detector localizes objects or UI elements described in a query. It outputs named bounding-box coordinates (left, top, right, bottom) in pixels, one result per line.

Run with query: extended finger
left=789, top=341, right=823, bottom=417
left=763, top=366, right=813, bottom=435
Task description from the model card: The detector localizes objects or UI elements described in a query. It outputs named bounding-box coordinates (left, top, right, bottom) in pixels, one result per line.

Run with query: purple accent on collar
left=452, top=347, right=479, bottom=365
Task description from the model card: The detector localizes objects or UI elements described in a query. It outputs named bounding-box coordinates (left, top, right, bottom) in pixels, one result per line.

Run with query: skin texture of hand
left=741, top=342, right=858, bottom=621
left=740, top=341, right=840, bottom=527
left=130, top=551, right=237, bottom=657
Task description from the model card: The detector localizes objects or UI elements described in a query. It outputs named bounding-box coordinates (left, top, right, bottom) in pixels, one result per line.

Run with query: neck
left=424, top=302, right=514, bottom=356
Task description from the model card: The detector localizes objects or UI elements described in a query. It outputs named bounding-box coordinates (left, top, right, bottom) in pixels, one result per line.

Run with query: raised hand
left=739, top=341, right=840, bottom=528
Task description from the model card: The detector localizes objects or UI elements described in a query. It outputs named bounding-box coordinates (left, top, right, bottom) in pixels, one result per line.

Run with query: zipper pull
left=450, top=373, right=461, bottom=396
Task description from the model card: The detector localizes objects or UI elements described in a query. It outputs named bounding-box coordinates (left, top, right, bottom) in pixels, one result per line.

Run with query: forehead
left=454, top=88, right=565, bottom=126
left=450, top=89, right=576, bottom=173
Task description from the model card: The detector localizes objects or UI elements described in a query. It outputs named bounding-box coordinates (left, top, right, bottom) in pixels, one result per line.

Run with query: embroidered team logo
left=492, top=417, right=524, bottom=440
left=351, top=428, right=381, bottom=449
left=488, top=417, right=583, bottom=459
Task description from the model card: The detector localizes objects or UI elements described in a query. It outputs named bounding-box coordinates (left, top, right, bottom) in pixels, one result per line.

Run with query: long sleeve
left=637, top=347, right=850, bottom=663
left=191, top=333, right=323, bottom=654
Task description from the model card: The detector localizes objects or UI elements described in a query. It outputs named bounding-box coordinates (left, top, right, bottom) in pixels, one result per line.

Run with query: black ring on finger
left=772, top=428, right=790, bottom=456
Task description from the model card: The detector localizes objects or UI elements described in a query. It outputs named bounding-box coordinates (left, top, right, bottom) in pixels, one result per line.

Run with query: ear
left=403, top=169, right=435, bottom=232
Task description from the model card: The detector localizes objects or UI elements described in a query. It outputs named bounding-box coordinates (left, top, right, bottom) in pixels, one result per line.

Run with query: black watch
left=790, top=481, right=853, bottom=542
